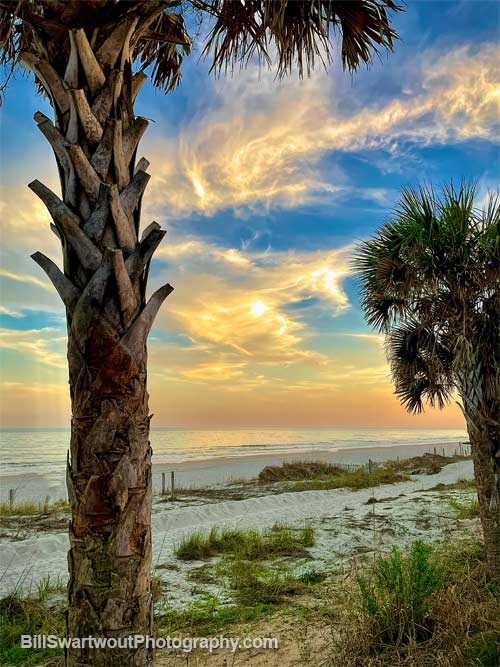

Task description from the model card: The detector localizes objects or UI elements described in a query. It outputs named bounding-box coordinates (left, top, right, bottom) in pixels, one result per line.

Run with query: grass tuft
left=174, top=524, right=315, bottom=561
left=0, top=499, right=69, bottom=518
left=449, top=497, right=480, bottom=519
left=0, top=594, right=64, bottom=665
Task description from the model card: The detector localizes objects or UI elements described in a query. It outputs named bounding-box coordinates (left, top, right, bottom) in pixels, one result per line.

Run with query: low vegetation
left=2, top=537, right=497, bottom=667
left=258, top=460, right=347, bottom=483
left=0, top=590, right=65, bottom=665
left=285, top=466, right=410, bottom=492
left=449, top=497, right=481, bottom=519
left=425, top=477, right=476, bottom=492
left=221, top=558, right=325, bottom=605
left=357, top=541, right=444, bottom=644
left=158, top=559, right=327, bottom=636
left=156, top=594, right=274, bottom=636
left=0, top=499, right=68, bottom=518
left=174, top=524, right=315, bottom=561
left=329, top=539, right=500, bottom=666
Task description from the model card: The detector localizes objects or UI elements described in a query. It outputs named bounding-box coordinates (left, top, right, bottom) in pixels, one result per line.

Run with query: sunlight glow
left=251, top=301, right=267, bottom=317
left=192, top=175, right=206, bottom=198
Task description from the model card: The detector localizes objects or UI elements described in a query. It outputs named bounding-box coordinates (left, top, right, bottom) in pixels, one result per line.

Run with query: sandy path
left=0, top=461, right=473, bottom=598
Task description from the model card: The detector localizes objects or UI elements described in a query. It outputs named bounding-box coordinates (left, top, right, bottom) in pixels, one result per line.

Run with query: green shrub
left=357, top=541, right=443, bottom=645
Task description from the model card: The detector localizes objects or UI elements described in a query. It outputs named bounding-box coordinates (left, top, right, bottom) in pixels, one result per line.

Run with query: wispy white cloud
left=153, top=238, right=352, bottom=374
left=143, top=43, right=499, bottom=219
left=0, top=327, right=66, bottom=368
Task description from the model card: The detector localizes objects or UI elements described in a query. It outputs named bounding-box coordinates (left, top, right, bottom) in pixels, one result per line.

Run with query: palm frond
left=354, top=180, right=500, bottom=415
left=0, top=0, right=401, bottom=99
left=196, top=0, right=402, bottom=77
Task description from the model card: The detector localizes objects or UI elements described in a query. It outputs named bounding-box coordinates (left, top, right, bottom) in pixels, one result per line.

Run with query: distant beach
left=0, top=427, right=468, bottom=501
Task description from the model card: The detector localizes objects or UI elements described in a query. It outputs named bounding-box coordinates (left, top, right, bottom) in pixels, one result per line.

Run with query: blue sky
left=0, top=1, right=499, bottom=427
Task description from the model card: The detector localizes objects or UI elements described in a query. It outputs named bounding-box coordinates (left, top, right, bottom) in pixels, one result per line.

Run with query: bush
left=357, top=541, right=443, bottom=645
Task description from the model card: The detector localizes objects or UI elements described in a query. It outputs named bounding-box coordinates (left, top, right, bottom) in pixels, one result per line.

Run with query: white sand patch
left=0, top=461, right=474, bottom=605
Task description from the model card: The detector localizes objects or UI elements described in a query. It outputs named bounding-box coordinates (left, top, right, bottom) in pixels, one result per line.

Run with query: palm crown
left=355, top=183, right=500, bottom=415
left=1, top=0, right=400, bottom=95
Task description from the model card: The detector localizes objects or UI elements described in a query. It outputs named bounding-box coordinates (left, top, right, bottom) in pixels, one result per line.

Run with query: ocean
left=0, top=427, right=468, bottom=479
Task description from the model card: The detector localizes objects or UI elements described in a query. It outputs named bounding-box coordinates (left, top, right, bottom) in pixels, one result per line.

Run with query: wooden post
left=170, top=471, right=175, bottom=500
left=433, top=447, right=437, bottom=455
left=442, top=447, right=445, bottom=457
left=161, top=472, right=166, bottom=496
left=9, top=489, right=15, bottom=508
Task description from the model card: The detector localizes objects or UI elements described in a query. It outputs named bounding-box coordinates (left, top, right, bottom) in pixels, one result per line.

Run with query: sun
left=251, top=301, right=267, bottom=317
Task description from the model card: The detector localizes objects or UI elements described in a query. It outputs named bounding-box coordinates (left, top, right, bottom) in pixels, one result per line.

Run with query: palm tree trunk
left=26, top=24, right=171, bottom=667
left=460, top=365, right=500, bottom=580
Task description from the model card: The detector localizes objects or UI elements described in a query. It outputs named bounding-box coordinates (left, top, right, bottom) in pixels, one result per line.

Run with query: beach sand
left=0, top=457, right=474, bottom=599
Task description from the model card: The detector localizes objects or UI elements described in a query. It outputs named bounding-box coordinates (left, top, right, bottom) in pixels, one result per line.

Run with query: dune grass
left=281, top=466, right=410, bottom=492
left=174, top=524, right=315, bottom=561
left=449, top=497, right=480, bottom=519
left=2, top=538, right=496, bottom=666
left=258, top=460, right=347, bottom=483
left=0, top=499, right=69, bottom=518
left=222, top=558, right=326, bottom=605
left=426, top=477, right=476, bottom=492
left=157, top=594, right=275, bottom=635
left=0, top=592, right=65, bottom=665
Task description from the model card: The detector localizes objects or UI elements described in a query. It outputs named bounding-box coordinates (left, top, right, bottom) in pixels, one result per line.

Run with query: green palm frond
left=354, top=181, right=500, bottom=415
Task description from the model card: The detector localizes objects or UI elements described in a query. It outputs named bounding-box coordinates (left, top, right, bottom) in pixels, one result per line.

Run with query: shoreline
left=0, top=440, right=468, bottom=502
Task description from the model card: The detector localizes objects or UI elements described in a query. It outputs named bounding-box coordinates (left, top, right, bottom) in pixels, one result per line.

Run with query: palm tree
left=355, top=183, right=500, bottom=579
left=0, top=1, right=400, bottom=664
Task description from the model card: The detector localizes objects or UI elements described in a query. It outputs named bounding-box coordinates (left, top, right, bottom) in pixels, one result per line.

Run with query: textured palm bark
left=460, top=364, right=500, bottom=580
left=27, top=24, right=171, bottom=667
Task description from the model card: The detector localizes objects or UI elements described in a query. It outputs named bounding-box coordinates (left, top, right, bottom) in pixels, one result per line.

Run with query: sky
left=0, top=1, right=499, bottom=429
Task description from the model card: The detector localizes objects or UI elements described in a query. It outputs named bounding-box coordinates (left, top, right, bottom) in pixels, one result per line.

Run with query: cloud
left=144, top=43, right=499, bottom=218
left=0, top=268, right=52, bottom=291
left=0, top=327, right=67, bottom=368
left=152, top=238, right=352, bottom=376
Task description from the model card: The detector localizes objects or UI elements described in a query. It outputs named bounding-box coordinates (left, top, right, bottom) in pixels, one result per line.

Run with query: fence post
left=368, top=459, right=374, bottom=474
left=161, top=472, right=166, bottom=496
left=170, top=471, right=175, bottom=500
left=9, top=489, right=15, bottom=508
